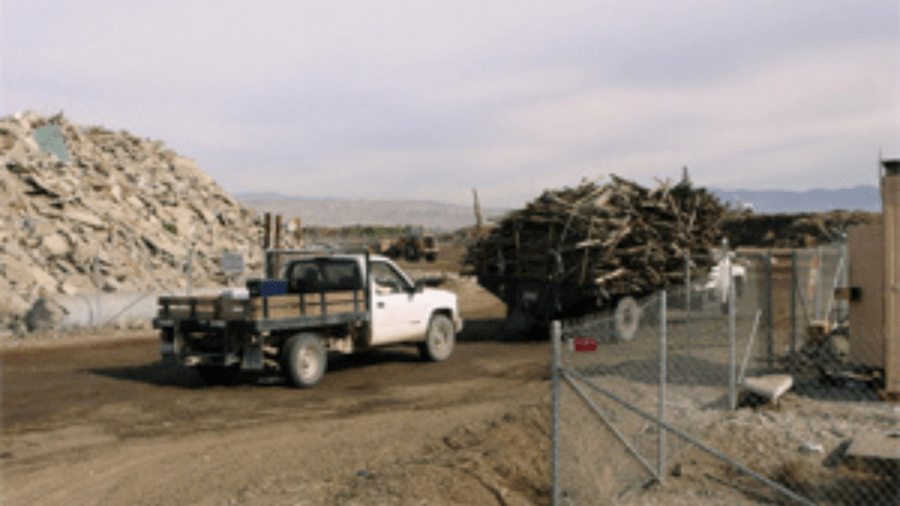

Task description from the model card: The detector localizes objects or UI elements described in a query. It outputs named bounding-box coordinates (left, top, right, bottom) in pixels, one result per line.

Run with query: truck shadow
left=84, top=318, right=541, bottom=388
left=85, top=362, right=206, bottom=388
left=457, top=317, right=551, bottom=342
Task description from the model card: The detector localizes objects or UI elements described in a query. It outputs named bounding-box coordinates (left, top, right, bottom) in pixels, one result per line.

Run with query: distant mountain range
left=234, top=195, right=509, bottom=230
left=707, top=185, right=881, bottom=213
left=235, top=185, right=882, bottom=229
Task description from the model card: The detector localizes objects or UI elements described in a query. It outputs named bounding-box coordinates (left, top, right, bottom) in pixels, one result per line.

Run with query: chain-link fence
left=552, top=243, right=899, bottom=506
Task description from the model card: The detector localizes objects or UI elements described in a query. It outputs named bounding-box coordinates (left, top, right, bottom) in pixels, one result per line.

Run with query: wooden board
left=848, top=224, right=884, bottom=369
left=158, top=297, right=248, bottom=321
left=248, top=291, right=364, bottom=320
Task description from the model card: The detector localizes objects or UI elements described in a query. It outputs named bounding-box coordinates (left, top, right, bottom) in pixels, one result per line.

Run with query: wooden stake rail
left=466, top=171, right=725, bottom=301
left=158, top=290, right=365, bottom=321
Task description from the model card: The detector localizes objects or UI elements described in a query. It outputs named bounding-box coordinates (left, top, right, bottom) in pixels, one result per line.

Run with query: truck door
left=369, top=260, right=426, bottom=344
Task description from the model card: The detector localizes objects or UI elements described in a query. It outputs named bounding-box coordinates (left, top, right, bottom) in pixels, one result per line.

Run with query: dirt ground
left=2, top=243, right=899, bottom=505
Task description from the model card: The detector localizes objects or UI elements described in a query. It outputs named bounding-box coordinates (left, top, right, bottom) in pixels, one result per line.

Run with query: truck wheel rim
left=298, top=345, right=318, bottom=378
left=431, top=320, right=452, bottom=354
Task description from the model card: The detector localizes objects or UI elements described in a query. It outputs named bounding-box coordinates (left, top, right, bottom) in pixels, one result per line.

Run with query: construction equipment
left=381, top=226, right=439, bottom=262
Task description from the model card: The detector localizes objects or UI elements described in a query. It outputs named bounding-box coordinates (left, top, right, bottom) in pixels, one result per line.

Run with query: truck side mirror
left=413, top=280, right=426, bottom=293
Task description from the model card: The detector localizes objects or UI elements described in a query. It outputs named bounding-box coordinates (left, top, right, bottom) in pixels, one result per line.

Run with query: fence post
left=726, top=240, right=736, bottom=410
left=765, top=250, right=774, bottom=372
left=93, top=249, right=100, bottom=326
left=551, top=320, right=561, bottom=506
left=790, top=250, right=797, bottom=378
left=813, top=245, right=822, bottom=320
left=684, top=251, right=691, bottom=368
left=658, top=290, right=667, bottom=482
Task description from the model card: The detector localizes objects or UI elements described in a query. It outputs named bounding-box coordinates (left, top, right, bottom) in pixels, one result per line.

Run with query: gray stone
left=42, top=233, right=71, bottom=257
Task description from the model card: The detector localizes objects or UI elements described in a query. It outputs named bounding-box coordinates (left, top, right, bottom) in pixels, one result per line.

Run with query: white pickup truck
left=153, top=250, right=463, bottom=388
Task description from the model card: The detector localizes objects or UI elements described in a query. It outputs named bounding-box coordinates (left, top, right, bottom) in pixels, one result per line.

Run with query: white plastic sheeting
left=26, top=288, right=231, bottom=331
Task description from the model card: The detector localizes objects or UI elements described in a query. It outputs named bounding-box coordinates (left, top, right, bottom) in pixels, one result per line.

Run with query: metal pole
left=658, top=290, right=667, bottom=481
left=685, top=251, right=691, bottom=367
left=551, top=320, right=561, bottom=506
left=765, top=251, right=774, bottom=372
left=187, top=246, right=193, bottom=297
left=790, top=250, right=797, bottom=378
left=263, top=212, right=271, bottom=249
left=275, top=214, right=283, bottom=250
left=93, top=249, right=100, bottom=326
left=814, top=245, right=823, bottom=320
left=728, top=242, right=737, bottom=410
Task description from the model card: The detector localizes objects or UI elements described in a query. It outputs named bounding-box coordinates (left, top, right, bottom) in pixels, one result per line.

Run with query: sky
left=2, top=0, right=898, bottom=209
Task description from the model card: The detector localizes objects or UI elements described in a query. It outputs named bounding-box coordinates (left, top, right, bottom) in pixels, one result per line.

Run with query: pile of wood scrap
left=465, top=171, right=726, bottom=301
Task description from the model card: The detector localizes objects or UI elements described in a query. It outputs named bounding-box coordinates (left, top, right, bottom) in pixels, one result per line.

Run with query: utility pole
left=473, top=188, right=484, bottom=234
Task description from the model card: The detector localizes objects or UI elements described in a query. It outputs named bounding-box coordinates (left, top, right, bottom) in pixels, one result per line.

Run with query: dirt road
left=2, top=276, right=557, bottom=506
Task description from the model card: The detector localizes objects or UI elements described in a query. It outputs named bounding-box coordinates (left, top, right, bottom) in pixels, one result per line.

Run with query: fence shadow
left=574, top=352, right=730, bottom=388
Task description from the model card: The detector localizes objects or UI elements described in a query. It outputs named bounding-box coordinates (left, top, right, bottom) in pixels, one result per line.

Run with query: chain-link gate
left=552, top=245, right=899, bottom=506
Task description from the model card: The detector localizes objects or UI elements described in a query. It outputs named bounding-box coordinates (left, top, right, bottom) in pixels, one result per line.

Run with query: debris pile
left=0, top=111, right=293, bottom=331
left=466, top=171, right=726, bottom=300
left=720, top=211, right=879, bottom=248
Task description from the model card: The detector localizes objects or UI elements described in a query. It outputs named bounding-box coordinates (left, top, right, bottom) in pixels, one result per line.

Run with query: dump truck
left=153, top=250, right=462, bottom=387
left=466, top=174, right=727, bottom=340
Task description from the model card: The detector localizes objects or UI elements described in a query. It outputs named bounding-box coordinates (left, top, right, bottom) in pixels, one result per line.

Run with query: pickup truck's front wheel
left=419, top=314, right=455, bottom=361
left=283, top=334, right=327, bottom=388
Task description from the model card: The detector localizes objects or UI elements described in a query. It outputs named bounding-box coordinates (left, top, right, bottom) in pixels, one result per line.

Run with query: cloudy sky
left=2, top=1, right=897, bottom=208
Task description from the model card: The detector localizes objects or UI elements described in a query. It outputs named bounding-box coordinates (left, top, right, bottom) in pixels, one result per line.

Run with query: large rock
left=42, top=233, right=71, bottom=257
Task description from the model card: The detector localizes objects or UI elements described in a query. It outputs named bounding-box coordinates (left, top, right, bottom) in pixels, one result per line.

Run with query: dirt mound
left=329, top=404, right=551, bottom=506
left=720, top=210, right=879, bottom=248
left=0, top=111, right=299, bottom=329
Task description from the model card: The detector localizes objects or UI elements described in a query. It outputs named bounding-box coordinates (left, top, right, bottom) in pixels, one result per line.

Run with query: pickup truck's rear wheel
left=282, top=333, right=327, bottom=388
left=196, top=365, right=240, bottom=385
left=419, top=314, right=455, bottom=361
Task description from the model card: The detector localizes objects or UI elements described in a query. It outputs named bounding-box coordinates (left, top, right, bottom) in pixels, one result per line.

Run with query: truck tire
left=282, top=333, right=327, bottom=388
left=419, top=314, right=455, bottom=361
left=197, top=365, right=240, bottom=385
left=614, top=296, right=640, bottom=342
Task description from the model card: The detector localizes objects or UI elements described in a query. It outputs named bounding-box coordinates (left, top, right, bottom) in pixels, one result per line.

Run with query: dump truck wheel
left=283, top=333, right=327, bottom=388
left=197, top=365, right=240, bottom=385
left=614, top=296, right=640, bottom=342
left=419, top=314, right=455, bottom=361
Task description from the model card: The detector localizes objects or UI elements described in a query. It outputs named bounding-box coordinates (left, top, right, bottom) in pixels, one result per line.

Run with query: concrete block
left=742, top=374, right=793, bottom=402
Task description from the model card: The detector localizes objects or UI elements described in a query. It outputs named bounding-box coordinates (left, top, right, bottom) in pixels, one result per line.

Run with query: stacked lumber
left=466, top=171, right=725, bottom=301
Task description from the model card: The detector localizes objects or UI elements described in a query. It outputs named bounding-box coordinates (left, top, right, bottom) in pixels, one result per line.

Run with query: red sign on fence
left=574, top=337, right=597, bottom=352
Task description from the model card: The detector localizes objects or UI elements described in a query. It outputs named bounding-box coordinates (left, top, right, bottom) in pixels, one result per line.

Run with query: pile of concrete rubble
left=0, top=111, right=292, bottom=333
